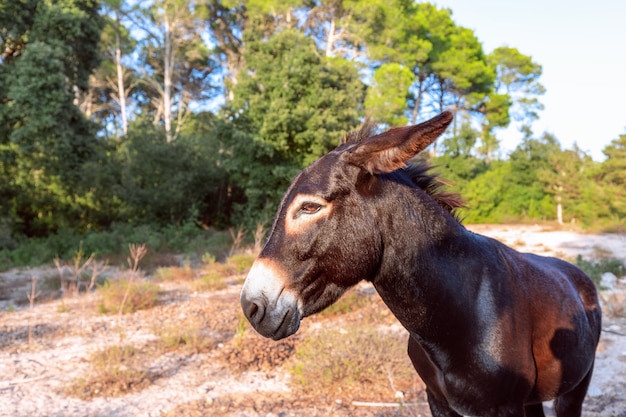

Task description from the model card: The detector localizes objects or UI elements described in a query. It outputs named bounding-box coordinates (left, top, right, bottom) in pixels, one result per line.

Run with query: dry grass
left=98, top=277, right=160, bottom=314
left=154, top=265, right=196, bottom=282
left=191, top=253, right=255, bottom=291
left=224, top=253, right=255, bottom=274
left=289, top=326, right=420, bottom=402
left=219, top=331, right=299, bottom=373
left=319, top=289, right=371, bottom=317
left=69, top=344, right=155, bottom=399
left=155, top=320, right=216, bottom=354
left=191, top=271, right=228, bottom=291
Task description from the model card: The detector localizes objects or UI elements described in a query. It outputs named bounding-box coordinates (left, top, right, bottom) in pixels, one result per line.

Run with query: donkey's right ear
left=342, top=111, right=453, bottom=175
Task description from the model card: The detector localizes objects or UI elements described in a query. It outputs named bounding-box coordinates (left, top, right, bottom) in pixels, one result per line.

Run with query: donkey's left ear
left=342, top=111, right=453, bottom=174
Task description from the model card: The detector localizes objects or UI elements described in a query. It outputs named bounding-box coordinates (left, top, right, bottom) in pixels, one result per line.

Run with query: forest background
left=1, top=0, right=625, bottom=268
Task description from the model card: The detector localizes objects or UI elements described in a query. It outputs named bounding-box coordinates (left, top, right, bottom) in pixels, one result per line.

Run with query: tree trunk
left=411, top=78, right=423, bottom=125
left=163, top=15, right=173, bottom=142
left=325, top=18, right=336, bottom=57
left=556, top=191, right=563, bottom=224
left=115, top=17, right=128, bottom=136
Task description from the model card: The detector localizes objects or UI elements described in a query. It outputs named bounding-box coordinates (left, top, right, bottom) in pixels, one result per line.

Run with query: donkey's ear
left=342, top=111, right=453, bottom=174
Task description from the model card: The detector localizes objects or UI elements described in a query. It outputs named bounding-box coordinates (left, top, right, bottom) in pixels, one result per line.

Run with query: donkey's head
left=240, top=111, right=453, bottom=340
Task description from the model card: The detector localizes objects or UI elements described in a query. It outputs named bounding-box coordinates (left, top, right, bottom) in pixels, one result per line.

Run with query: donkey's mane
left=343, top=123, right=464, bottom=219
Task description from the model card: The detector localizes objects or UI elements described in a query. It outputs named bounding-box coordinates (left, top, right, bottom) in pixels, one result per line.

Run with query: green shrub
left=575, top=255, right=626, bottom=287
left=0, top=223, right=245, bottom=271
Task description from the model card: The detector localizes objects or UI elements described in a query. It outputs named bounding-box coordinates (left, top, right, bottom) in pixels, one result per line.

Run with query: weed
left=154, top=265, right=195, bottom=282
left=219, top=331, right=298, bottom=372
left=225, top=253, right=255, bottom=274
left=69, top=344, right=153, bottom=399
left=192, top=272, right=227, bottom=292
left=115, top=244, right=149, bottom=316
left=319, top=289, right=370, bottom=317
left=232, top=314, right=248, bottom=349
left=54, top=243, right=108, bottom=297
left=26, top=276, right=41, bottom=345
left=98, top=278, right=160, bottom=314
left=156, top=321, right=214, bottom=353
left=512, top=238, right=526, bottom=248
left=201, top=252, right=216, bottom=264
left=228, top=226, right=246, bottom=257
left=57, top=301, right=70, bottom=313
left=289, top=326, right=415, bottom=400
left=253, top=223, right=268, bottom=254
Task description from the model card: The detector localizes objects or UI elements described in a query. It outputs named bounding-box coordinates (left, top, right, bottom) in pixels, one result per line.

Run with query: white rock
left=601, top=272, right=618, bottom=289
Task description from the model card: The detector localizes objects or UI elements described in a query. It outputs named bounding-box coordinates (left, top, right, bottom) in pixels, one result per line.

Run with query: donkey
left=240, top=111, right=601, bottom=417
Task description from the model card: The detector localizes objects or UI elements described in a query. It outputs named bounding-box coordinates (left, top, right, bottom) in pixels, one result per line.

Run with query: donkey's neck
left=370, top=186, right=483, bottom=341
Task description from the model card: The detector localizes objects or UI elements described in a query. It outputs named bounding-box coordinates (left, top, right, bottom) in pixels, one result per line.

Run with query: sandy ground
left=467, top=224, right=626, bottom=260
left=1, top=224, right=625, bottom=417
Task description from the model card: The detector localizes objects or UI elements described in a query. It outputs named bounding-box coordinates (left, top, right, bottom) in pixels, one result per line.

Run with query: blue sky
left=435, top=0, right=626, bottom=161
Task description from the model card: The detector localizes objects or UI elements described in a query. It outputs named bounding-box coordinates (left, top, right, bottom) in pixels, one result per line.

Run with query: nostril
left=242, top=297, right=265, bottom=325
left=249, top=302, right=259, bottom=319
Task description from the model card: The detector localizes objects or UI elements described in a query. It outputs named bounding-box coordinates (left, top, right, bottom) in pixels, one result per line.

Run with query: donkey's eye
left=300, top=202, right=322, bottom=215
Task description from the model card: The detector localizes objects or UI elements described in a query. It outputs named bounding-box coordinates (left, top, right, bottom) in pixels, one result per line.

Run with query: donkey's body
left=240, top=112, right=601, bottom=416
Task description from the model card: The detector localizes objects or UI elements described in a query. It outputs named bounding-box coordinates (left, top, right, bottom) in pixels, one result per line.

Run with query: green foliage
left=2, top=0, right=625, bottom=257
left=488, top=46, right=545, bottom=124
left=226, top=29, right=365, bottom=225
left=233, top=29, right=364, bottom=166
left=575, top=255, right=626, bottom=287
left=460, top=162, right=511, bottom=223
left=365, top=63, right=414, bottom=125
left=114, top=118, right=230, bottom=226
left=595, top=134, right=626, bottom=219
left=0, top=223, right=233, bottom=271
left=434, top=122, right=489, bottom=191
left=0, top=0, right=103, bottom=236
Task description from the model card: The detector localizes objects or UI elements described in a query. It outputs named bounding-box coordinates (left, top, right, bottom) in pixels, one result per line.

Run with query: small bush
left=0, top=223, right=240, bottom=271
left=192, top=272, right=227, bottom=292
left=154, top=265, right=196, bottom=282
left=225, top=253, right=255, bottom=274
left=289, top=327, right=415, bottom=399
left=205, top=232, right=233, bottom=260
left=319, top=289, right=370, bottom=317
left=575, top=255, right=626, bottom=287
left=69, top=344, right=152, bottom=399
left=219, top=324, right=298, bottom=372
left=191, top=254, right=252, bottom=291
left=156, top=322, right=215, bottom=353
left=98, top=277, right=160, bottom=314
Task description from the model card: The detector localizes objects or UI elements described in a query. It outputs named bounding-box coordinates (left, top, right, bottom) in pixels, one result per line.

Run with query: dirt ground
left=1, top=224, right=625, bottom=417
